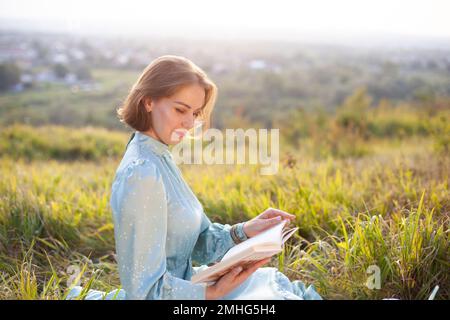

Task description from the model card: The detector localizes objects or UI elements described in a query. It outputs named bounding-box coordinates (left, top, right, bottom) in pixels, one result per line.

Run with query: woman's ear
left=143, top=97, right=153, bottom=113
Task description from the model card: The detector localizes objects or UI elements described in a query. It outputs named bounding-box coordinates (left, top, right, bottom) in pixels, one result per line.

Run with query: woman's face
left=143, top=84, right=206, bottom=145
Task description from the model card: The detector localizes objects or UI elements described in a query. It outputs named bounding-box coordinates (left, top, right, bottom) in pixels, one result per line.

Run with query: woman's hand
left=205, top=257, right=271, bottom=300
left=242, top=207, right=296, bottom=238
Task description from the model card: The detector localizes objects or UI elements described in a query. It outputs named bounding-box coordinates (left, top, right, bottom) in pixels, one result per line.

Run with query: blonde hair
left=117, top=55, right=217, bottom=132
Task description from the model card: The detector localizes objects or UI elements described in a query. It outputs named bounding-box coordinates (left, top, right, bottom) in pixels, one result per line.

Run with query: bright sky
left=1, top=0, right=449, bottom=39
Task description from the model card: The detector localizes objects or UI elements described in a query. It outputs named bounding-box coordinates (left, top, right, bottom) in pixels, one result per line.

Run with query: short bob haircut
left=117, top=55, right=217, bottom=132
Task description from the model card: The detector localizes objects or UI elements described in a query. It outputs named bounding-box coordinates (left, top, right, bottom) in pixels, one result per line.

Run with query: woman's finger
left=271, top=208, right=296, bottom=220
left=254, top=257, right=271, bottom=267
left=261, top=208, right=296, bottom=220
left=222, top=265, right=244, bottom=281
left=259, top=216, right=283, bottom=224
left=240, top=258, right=271, bottom=277
left=258, top=216, right=292, bottom=228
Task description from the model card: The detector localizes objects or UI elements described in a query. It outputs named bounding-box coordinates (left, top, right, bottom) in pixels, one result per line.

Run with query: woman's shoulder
left=114, top=156, right=163, bottom=185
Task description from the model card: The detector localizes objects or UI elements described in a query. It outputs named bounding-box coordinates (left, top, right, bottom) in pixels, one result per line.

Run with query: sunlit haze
left=1, top=0, right=449, bottom=43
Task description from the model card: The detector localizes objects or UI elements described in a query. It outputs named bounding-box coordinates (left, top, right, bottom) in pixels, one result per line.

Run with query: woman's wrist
left=241, top=222, right=249, bottom=238
left=236, top=222, right=249, bottom=240
left=230, top=222, right=249, bottom=244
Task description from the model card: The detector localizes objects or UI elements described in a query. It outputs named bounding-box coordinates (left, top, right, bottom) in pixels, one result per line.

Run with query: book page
left=192, top=246, right=282, bottom=283
left=282, top=226, right=299, bottom=244
left=220, top=219, right=288, bottom=262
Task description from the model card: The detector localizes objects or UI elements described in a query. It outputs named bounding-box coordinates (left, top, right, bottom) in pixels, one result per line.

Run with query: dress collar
left=135, top=131, right=171, bottom=157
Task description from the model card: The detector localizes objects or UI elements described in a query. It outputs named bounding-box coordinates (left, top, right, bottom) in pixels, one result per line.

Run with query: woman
left=66, top=55, right=321, bottom=300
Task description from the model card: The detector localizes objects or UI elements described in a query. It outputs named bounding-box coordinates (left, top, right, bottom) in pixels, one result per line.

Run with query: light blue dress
left=65, top=131, right=322, bottom=300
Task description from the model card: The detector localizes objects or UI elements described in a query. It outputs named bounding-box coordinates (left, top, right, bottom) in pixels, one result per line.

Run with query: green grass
left=0, top=124, right=127, bottom=161
left=0, top=125, right=448, bottom=299
left=0, top=69, right=140, bottom=129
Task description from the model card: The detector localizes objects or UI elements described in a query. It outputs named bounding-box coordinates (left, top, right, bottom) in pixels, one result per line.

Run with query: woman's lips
left=172, top=129, right=187, bottom=141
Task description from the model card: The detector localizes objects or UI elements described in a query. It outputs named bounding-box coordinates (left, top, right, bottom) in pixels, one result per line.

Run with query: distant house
left=52, top=53, right=69, bottom=64
left=249, top=59, right=267, bottom=70
left=64, top=73, right=78, bottom=84
left=35, top=71, right=56, bottom=83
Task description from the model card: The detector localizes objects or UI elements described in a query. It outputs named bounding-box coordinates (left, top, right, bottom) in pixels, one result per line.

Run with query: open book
left=191, top=219, right=298, bottom=284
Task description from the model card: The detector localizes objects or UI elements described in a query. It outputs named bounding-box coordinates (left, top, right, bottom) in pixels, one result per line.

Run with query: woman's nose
left=182, top=114, right=195, bottom=130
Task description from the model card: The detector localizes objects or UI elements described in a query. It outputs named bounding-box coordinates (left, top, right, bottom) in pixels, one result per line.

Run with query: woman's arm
left=191, top=212, right=241, bottom=266
left=110, top=159, right=207, bottom=299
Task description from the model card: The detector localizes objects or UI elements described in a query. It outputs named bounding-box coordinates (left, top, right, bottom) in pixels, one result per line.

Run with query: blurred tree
left=32, top=40, right=49, bottom=62
left=0, top=63, right=21, bottom=91
left=53, top=63, right=69, bottom=79
left=336, top=87, right=372, bottom=139
left=74, top=65, right=92, bottom=81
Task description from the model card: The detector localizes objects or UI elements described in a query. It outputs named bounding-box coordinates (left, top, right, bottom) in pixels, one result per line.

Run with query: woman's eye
left=176, top=107, right=201, bottom=117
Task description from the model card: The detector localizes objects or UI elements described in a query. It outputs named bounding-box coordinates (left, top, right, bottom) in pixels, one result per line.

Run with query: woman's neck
left=141, top=129, right=168, bottom=146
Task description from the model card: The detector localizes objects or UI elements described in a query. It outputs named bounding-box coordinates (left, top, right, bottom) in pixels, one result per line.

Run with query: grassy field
left=0, top=125, right=448, bottom=300
left=0, top=69, right=140, bottom=129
